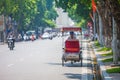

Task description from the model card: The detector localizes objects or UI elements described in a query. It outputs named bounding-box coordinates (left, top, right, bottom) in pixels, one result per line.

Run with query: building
left=55, top=8, right=75, bottom=28
left=0, top=15, right=4, bottom=42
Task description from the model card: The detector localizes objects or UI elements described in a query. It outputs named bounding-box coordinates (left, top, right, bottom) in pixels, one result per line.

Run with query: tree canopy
left=55, top=0, right=92, bottom=27
left=0, top=0, right=58, bottom=31
left=55, top=0, right=120, bottom=64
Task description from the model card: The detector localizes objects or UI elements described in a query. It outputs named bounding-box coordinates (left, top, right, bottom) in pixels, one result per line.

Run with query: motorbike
left=49, top=36, right=53, bottom=40
left=7, top=38, right=14, bottom=50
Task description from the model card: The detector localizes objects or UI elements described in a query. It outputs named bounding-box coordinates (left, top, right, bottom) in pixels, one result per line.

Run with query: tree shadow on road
left=47, top=62, right=83, bottom=67
left=47, top=62, right=62, bottom=66
left=64, top=73, right=81, bottom=80
left=65, top=63, right=82, bottom=67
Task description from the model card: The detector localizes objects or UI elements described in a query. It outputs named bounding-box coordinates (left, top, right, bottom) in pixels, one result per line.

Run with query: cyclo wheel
left=62, top=54, right=65, bottom=66
left=79, top=53, right=82, bottom=67
left=81, top=58, right=82, bottom=67
left=71, top=61, right=73, bottom=64
left=62, top=59, right=64, bottom=66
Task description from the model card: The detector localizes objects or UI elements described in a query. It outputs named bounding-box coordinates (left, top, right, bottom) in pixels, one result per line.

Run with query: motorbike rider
left=7, top=32, right=15, bottom=47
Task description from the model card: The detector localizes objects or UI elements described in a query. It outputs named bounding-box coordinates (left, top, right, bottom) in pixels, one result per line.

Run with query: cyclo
left=61, top=27, right=82, bottom=66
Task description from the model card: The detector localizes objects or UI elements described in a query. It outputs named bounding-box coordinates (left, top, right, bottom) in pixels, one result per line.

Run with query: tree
left=96, top=0, right=120, bottom=64
left=55, top=0, right=120, bottom=64
left=0, top=0, right=58, bottom=31
left=32, top=0, right=58, bottom=29
left=55, top=0, right=91, bottom=27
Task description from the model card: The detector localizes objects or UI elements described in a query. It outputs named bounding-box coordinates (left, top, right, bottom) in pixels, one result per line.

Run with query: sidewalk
left=90, top=41, right=120, bottom=80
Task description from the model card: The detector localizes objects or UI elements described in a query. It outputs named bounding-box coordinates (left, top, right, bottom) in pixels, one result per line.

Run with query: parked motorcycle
left=7, top=38, right=14, bottom=50
left=49, top=36, right=53, bottom=40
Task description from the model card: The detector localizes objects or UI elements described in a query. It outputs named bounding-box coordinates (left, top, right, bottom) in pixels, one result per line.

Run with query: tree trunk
left=112, top=17, right=118, bottom=64
left=110, top=0, right=120, bottom=60
left=98, top=14, right=103, bottom=46
left=97, top=0, right=120, bottom=62
left=93, top=12, right=96, bottom=41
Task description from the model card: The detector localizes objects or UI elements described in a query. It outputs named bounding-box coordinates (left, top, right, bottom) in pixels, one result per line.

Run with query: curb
left=91, top=42, right=112, bottom=80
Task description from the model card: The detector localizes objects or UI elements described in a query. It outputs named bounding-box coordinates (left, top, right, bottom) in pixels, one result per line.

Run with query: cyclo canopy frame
left=61, top=27, right=82, bottom=32
left=61, top=27, right=82, bottom=48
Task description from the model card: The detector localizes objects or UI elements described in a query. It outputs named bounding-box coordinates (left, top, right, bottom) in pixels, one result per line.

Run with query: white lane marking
left=8, top=64, right=14, bottom=67
left=81, top=42, right=88, bottom=80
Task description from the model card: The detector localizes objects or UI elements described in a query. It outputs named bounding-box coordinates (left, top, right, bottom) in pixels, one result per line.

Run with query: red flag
left=92, top=0, right=96, bottom=12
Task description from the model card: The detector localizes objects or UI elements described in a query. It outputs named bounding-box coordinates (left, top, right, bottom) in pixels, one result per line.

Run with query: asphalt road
left=0, top=37, right=93, bottom=80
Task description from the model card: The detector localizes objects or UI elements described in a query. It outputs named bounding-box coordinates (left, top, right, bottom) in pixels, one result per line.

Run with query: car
left=41, top=32, right=52, bottom=39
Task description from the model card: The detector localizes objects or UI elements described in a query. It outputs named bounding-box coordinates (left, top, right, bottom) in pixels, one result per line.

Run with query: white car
left=41, top=32, right=52, bottom=39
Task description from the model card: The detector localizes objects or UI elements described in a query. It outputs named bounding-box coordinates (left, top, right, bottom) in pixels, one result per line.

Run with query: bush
left=98, top=47, right=111, bottom=52
left=101, top=52, right=113, bottom=57
left=102, top=58, right=113, bottom=62
left=107, top=68, right=120, bottom=73
left=94, top=41, right=100, bottom=47
left=102, top=58, right=120, bottom=62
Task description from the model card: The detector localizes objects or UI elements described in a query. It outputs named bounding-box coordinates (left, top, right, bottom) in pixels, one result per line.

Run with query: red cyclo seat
left=65, top=40, right=80, bottom=53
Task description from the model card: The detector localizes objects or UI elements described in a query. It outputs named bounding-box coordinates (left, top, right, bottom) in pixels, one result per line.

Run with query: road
left=0, top=37, right=94, bottom=80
